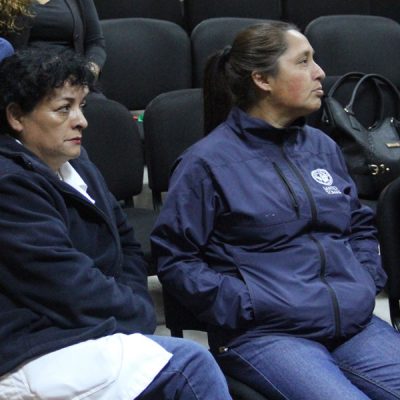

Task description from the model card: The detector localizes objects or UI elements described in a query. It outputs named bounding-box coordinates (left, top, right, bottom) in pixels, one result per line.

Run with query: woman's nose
left=314, top=61, right=326, bottom=80
left=73, top=107, right=88, bottom=129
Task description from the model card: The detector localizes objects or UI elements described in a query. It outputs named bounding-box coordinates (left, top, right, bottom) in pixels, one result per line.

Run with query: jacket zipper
left=272, top=162, right=300, bottom=218
left=280, top=151, right=342, bottom=338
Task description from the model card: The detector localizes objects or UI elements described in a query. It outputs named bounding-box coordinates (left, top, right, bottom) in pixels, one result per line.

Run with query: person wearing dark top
left=4, top=0, right=105, bottom=77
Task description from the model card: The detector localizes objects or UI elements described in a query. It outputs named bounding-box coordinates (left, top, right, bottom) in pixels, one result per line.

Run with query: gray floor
left=139, top=170, right=392, bottom=347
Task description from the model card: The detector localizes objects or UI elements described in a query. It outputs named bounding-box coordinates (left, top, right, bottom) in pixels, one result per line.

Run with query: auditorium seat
left=191, top=17, right=264, bottom=87
left=184, top=0, right=281, bottom=33
left=99, top=18, right=191, bottom=115
left=94, top=0, right=184, bottom=26
left=143, top=88, right=204, bottom=211
left=282, top=0, right=370, bottom=31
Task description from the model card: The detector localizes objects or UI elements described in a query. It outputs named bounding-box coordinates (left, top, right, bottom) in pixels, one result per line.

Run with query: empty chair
left=184, top=0, right=281, bottom=33
left=376, top=177, right=400, bottom=332
left=99, top=18, right=191, bottom=113
left=191, top=17, right=264, bottom=87
left=304, top=15, right=400, bottom=84
left=143, top=88, right=204, bottom=211
left=83, top=96, right=158, bottom=274
left=282, top=0, right=370, bottom=31
left=93, top=0, right=184, bottom=26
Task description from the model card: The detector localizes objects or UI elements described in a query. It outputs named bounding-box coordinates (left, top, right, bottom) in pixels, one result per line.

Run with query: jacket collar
left=0, top=134, right=64, bottom=182
left=226, top=106, right=306, bottom=145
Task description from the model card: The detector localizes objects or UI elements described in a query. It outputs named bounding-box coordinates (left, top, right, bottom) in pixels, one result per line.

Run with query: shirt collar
left=58, top=162, right=95, bottom=204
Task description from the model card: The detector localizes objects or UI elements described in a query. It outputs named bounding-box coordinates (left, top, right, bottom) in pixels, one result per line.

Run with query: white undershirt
left=58, top=161, right=96, bottom=204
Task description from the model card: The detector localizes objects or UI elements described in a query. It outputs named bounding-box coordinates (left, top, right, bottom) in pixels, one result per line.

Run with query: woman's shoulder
left=302, top=124, right=339, bottom=150
left=185, top=123, right=242, bottom=161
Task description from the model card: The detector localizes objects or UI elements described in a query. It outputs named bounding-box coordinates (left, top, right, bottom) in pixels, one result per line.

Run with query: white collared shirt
left=58, top=161, right=96, bottom=204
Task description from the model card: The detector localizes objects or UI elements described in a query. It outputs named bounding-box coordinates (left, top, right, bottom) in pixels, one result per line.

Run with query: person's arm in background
left=80, top=0, right=106, bottom=77
left=151, top=155, right=254, bottom=330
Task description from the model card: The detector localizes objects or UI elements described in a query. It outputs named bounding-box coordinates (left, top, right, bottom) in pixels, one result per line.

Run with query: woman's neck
left=247, top=102, right=296, bottom=129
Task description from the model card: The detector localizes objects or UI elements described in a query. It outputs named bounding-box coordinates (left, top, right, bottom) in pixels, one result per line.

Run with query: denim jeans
left=137, top=335, right=232, bottom=400
left=214, top=316, right=400, bottom=400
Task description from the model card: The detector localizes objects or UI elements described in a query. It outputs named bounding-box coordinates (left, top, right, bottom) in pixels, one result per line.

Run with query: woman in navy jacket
left=151, top=21, right=400, bottom=399
left=0, top=48, right=232, bottom=400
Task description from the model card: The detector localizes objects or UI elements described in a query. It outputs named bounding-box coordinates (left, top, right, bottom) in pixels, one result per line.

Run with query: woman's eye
left=80, top=101, right=87, bottom=109
left=57, top=105, right=70, bottom=113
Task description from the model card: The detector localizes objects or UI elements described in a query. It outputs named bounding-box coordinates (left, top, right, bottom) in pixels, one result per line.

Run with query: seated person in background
left=2, top=0, right=105, bottom=79
left=0, top=48, right=232, bottom=400
left=151, top=21, right=400, bottom=400
left=0, top=37, right=14, bottom=61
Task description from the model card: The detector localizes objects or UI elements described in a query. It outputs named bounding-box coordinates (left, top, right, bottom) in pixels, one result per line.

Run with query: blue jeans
left=214, top=317, right=400, bottom=400
left=137, top=335, right=232, bottom=400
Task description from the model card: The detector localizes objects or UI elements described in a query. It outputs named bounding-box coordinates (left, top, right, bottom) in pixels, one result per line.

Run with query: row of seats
left=98, top=14, right=400, bottom=123
left=93, top=0, right=400, bottom=33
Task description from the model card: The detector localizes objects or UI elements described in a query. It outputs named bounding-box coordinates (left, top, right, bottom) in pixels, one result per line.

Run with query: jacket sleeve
left=335, top=145, right=387, bottom=293
left=151, top=156, right=254, bottom=330
left=0, top=172, right=155, bottom=334
left=81, top=0, right=106, bottom=69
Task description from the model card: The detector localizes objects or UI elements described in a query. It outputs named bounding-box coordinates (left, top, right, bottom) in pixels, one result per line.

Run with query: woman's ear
left=6, top=103, right=24, bottom=133
left=251, top=72, right=272, bottom=93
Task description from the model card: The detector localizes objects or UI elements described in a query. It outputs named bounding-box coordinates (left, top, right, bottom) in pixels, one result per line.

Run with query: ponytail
left=203, top=46, right=233, bottom=135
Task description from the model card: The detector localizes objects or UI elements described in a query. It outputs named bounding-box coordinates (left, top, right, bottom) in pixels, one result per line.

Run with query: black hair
left=0, top=47, right=96, bottom=134
left=203, top=21, right=299, bottom=134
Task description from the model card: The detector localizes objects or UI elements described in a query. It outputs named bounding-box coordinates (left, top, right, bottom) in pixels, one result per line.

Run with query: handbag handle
left=323, top=72, right=384, bottom=128
left=345, top=73, right=400, bottom=122
left=327, top=71, right=367, bottom=97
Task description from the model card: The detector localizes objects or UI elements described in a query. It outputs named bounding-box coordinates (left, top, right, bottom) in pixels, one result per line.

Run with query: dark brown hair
left=203, top=21, right=299, bottom=134
left=0, top=0, right=33, bottom=33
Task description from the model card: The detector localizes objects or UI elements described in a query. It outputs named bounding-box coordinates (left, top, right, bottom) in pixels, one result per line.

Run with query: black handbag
left=321, top=72, right=400, bottom=199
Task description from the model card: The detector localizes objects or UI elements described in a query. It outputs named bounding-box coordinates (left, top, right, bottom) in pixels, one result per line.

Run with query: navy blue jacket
left=151, top=107, right=386, bottom=349
left=0, top=135, right=156, bottom=376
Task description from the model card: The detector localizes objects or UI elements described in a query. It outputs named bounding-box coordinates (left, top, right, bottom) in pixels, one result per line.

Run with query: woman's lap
left=214, top=317, right=400, bottom=400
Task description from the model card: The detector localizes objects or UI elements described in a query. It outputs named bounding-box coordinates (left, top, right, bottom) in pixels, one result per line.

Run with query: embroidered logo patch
left=311, top=169, right=341, bottom=195
left=311, top=169, right=333, bottom=185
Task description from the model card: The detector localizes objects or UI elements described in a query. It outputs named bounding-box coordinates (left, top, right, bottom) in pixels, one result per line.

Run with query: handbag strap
left=327, top=71, right=367, bottom=97
left=345, top=73, right=400, bottom=121
left=323, top=72, right=383, bottom=128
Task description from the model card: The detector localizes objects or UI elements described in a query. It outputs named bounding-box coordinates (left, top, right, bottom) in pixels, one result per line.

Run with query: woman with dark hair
left=0, top=48, right=232, bottom=400
left=152, top=21, right=400, bottom=399
left=2, top=0, right=105, bottom=78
